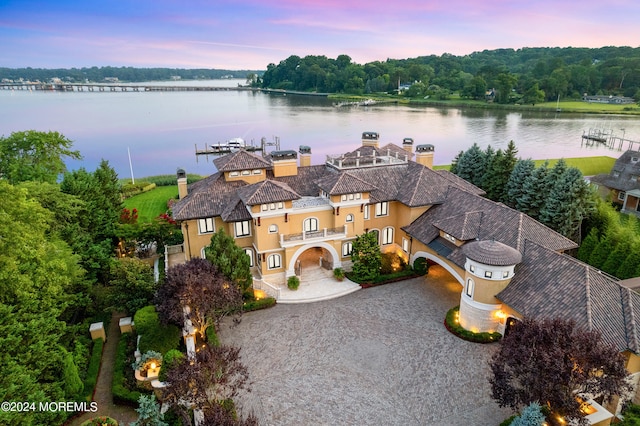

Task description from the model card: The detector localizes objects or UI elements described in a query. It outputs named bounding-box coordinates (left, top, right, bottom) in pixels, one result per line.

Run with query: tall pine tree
left=504, top=158, right=535, bottom=208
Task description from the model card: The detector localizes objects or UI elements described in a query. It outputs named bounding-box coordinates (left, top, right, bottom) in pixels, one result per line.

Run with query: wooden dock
left=195, top=136, right=281, bottom=161
left=581, top=128, right=639, bottom=151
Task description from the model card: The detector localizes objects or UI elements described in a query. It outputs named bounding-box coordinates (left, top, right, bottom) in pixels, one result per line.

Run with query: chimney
left=271, top=150, right=298, bottom=177
left=299, top=145, right=312, bottom=167
left=415, top=144, right=434, bottom=169
left=177, top=168, right=188, bottom=199
left=402, top=137, right=414, bottom=154
left=361, top=131, right=379, bottom=148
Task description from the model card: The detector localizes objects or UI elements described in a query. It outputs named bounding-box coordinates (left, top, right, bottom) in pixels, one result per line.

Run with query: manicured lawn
left=123, top=185, right=178, bottom=223
left=435, top=156, right=616, bottom=176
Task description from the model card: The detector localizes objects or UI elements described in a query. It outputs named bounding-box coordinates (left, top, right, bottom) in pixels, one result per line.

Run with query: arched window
left=345, top=214, right=354, bottom=223
left=342, top=242, right=353, bottom=257
left=382, top=227, right=394, bottom=245
left=267, top=254, right=281, bottom=269
left=466, top=278, right=474, bottom=298
left=244, top=248, right=254, bottom=267
left=303, top=217, right=318, bottom=232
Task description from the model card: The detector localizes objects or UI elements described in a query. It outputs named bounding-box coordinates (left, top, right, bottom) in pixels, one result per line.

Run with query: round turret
left=461, top=240, right=522, bottom=266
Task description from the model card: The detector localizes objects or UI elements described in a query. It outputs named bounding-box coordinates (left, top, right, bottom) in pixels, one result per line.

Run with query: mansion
left=171, top=133, right=640, bottom=424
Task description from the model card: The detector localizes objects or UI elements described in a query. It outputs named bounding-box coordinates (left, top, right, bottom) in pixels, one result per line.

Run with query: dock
left=195, top=136, right=281, bottom=162
left=581, top=128, right=639, bottom=151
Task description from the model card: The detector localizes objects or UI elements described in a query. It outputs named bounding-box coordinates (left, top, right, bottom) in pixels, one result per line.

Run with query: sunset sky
left=2, top=0, right=639, bottom=70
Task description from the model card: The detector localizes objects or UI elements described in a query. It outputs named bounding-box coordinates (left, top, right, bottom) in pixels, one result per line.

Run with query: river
left=1, top=79, right=639, bottom=179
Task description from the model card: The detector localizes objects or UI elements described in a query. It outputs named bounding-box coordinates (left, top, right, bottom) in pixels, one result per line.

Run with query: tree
left=131, top=394, right=168, bottom=426
left=522, top=83, right=545, bottom=105
left=617, top=242, right=640, bottom=279
left=350, top=232, right=382, bottom=282
left=448, top=150, right=464, bottom=175
left=577, top=228, right=599, bottom=263
left=107, top=257, right=157, bottom=314
left=0, top=130, right=81, bottom=184
left=504, top=159, right=535, bottom=208
left=204, top=229, right=252, bottom=292
left=156, top=258, right=242, bottom=341
left=455, top=143, right=487, bottom=187
left=164, top=345, right=253, bottom=425
left=511, top=402, right=546, bottom=426
left=490, top=317, right=630, bottom=424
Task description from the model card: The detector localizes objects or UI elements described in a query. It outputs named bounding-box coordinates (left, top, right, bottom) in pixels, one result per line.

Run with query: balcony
left=280, top=226, right=347, bottom=248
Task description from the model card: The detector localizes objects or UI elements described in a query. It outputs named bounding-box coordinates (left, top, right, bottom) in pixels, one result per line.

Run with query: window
left=469, top=264, right=475, bottom=273
left=341, top=195, right=347, bottom=201
left=632, top=157, right=639, bottom=163
left=502, top=270, right=509, bottom=279
left=382, top=227, right=394, bottom=245
left=277, top=202, right=284, bottom=209
left=345, top=214, right=354, bottom=223
left=267, top=254, right=281, bottom=269
left=268, top=224, right=278, bottom=233
left=270, top=203, right=276, bottom=210
left=261, top=204, right=268, bottom=211
left=198, top=218, right=214, bottom=234
left=244, top=249, right=254, bottom=267
left=355, top=193, right=361, bottom=200
left=253, top=169, right=262, bottom=174
left=375, top=201, right=389, bottom=217
left=234, top=221, right=251, bottom=237
left=484, top=271, right=493, bottom=278
left=619, top=191, right=626, bottom=201
left=349, top=194, right=354, bottom=200
left=402, top=238, right=409, bottom=252
left=229, top=171, right=239, bottom=177
left=466, top=278, right=474, bottom=297
left=364, top=205, right=370, bottom=220
left=303, top=217, right=318, bottom=232
left=342, top=242, right=353, bottom=257
left=241, top=170, right=250, bottom=176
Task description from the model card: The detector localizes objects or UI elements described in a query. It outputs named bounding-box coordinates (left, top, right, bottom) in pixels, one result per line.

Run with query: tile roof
left=237, top=180, right=301, bottom=206
left=315, top=171, right=377, bottom=195
left=212, top=149, right=272, bottom=172
left=461, top=240, right=522, bottom=266
left=496, top=241, right=640, bottom=353
left=431, top=211, right=483, bottom=241
left=172, top=173, right=247, bottom=220
left=220, top=196, right=252, bottom=222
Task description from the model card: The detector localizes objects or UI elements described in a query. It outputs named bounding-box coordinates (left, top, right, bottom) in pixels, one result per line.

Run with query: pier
left=0, top=83, right=257, bottom=92
left=581, top=128, right=640, bottom=151
left=195, top=136, right=281, bottom=162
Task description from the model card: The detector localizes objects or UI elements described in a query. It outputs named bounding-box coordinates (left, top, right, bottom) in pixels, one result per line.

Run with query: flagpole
left=128, top=147, right=135, bottom=184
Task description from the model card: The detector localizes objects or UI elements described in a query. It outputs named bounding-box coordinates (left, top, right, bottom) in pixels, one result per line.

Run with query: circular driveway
left=218, top=267, right=512, bottom=425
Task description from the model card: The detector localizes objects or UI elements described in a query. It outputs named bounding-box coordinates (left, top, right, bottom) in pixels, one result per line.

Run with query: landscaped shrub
left=112, top=332, right=144, bottom=406
left=134, top=305, right=181, bottom=355
left=333, top=267, right=345, bottom=281
left=205, top=325, right=220, bottom=347
left=82, top=338, right=104, bottom=401
left=132, top=350, right=163, bottom=373
left=444, top=306, right=502, bottom=343
left=243, top=297, right=277, bottom=312
left=413, top=257, right=429, bottom=275
left=287, top=276, right=300, bottom=290
left=81, top=416, right=118, bottom=426
left=159, top=349, right=185, bottom=382
left=380, top=252, right=407, bottom=274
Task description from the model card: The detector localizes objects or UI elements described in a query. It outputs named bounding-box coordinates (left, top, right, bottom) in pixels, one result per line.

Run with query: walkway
left=68, top=313, right=138, bottom=426
left=218, top=267, right=513, bottom=426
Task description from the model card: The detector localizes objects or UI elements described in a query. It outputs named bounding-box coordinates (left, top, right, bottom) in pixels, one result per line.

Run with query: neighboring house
left=590, top=150, right=640, bottom=215
left=170, top=133, right=640, bottom=424
left=583, top=95, right=636, bottom=104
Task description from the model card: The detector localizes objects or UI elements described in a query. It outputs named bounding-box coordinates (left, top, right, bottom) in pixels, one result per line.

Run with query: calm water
left=2, top=79, right=639, bottom=178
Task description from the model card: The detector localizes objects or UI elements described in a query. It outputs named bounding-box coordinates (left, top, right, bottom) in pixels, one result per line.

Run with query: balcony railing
left=280, top=226, right=347, bottom=245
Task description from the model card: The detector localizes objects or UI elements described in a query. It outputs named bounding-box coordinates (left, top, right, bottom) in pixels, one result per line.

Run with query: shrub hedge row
left=243, top=297, right=276, bottom=312
left=444, top=306, right=502, bottom=343
left=112, top=332, right=143, bottom=406
left=82, top=338, right=103, bottom=401
left=121, top=182, right=156, bottom=198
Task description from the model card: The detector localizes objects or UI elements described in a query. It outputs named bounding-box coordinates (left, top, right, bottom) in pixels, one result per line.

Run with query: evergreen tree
left=449, top=150, right=464, bottom=175
left=601, top=240, right=631, bottom=276
left=517, top=162, right=548, bottom=220
left=351, top=232, right=382, bottom=282
left=577, top=228, right=599, bottom=262
left=130, top=394, right=168, bottom=426
left=511, top=402, right=546, bottom=426
left=589, top=235, right=614, bottom=269
left=204, top=229, right=253, bottom=292
left=456, top=143, right=487, bottom=187
left=505, top=159, right=535, bottom=208
left=617, top=243, right=640, bottom=279
left=499, top=141, right=519, bottom=202
left=482, top=149, right=511, bottom=201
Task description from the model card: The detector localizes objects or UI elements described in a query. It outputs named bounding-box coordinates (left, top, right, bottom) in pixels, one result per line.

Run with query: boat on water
left=210, top=137, right=246, bottom=151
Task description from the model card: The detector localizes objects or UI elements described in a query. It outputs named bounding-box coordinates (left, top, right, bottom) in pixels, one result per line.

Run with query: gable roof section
left=220, top=196, right=252, bottom=222
left=590, top=150, right=640, bottom=192
left=315, top=171, right=376, bottom=195
left=496, top=241, right=638, bottom=352
left=237, top=179, right=301, bottom=206
left=172, top=173, right=248, bottom=220
left=213, top=149, right=272, bottom=172
left=432, top=211, right=483, bottom=241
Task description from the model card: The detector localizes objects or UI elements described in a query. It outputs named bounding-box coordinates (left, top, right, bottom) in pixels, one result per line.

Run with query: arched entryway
left=504, top=317, right=520, bottom=338
left=287, top=242, right=341, bottom=280
left=410, top=250, right=464, bottom=285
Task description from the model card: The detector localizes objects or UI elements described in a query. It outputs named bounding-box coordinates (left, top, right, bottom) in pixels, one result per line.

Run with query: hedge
left=112, top=332, right=143, bottom=406
left=134, top=306, right=181, bottom=355
left=82, top=338, right=104, bottom=401
left=243, top=297, right=276, bottom=312
left=444, top=306, right=502, bottom=343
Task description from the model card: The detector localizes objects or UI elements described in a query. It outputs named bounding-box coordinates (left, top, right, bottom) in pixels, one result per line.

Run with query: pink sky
left=1, top=0, right=639, bottom=69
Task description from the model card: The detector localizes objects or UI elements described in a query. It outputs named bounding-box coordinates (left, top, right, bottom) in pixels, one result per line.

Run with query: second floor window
left=375, top=201, right=389, bottom=217
left=234, top=221, right=251, bottom=237
left=303, top=217, right=318, bottom=232
left=198, top=217, right=214, bottom=234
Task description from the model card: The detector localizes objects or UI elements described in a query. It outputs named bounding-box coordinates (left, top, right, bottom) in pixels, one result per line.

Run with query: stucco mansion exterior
left=171, top=133, right=640, bottom=424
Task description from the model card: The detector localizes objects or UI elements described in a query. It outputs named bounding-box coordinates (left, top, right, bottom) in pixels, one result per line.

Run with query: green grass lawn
left=435, top=156, right=616, bottom=176
left=123, top=185, right=178, bottom=223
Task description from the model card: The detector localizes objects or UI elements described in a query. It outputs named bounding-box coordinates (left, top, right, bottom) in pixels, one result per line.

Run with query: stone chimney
left=299, top=145, right=312, bottom=167
left=402, top=137, right=414, bottom=154
left=177, top=168, right=188, bottom=199
left=415, top=144, right=434, bottom=169
left=361, top=131, right=379, bottom=148
left=271, top=150, right=298, bottom=177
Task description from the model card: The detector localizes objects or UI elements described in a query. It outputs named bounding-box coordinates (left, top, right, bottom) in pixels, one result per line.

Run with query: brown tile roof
left=237, top=180, right=301, bottom=206
left=220, top=196, right=253, bottom=222
left=315, top=171, right=376, bottom=195
left=461, top=240, right=522, bottom=266
left=590, top=150, right=640, bottom=192
left=432, top=211, right=483, bottom=241
left=497, top=241, right=639, bottom=352
left=172, top=173, right=247, bottom=220
left=212, top=149, right=272, bottom=172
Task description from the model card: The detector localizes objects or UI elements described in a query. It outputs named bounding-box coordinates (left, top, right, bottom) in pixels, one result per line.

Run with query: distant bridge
left=0, top=83, right=258, bottom=92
